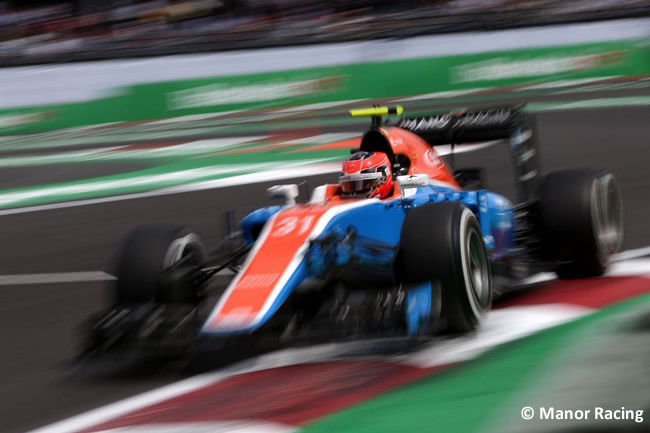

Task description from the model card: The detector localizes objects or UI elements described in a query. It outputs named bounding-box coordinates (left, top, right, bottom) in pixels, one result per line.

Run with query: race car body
left=81, top=105, right=623, bottom=357
left=203, top=125, right=513, bottom=335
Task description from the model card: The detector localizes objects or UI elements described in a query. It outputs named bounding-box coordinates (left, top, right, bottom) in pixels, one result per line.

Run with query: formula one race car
left=81, top=105, right=623, bottom=357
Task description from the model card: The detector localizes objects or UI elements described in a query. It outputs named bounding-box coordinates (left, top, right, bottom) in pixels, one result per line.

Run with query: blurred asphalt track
left=0, top=88, right=648, bottom=432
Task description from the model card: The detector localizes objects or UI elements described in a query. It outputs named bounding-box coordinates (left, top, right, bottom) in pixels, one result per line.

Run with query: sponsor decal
left=398, top=115, right=451, bottom=131
left=167, top=76, right=344, bottom=110
left=516, top=148, right=536, bottom=165
left=454, top=108, right=513, bottom=128
left=400, top=109, right=513, bottom=132
left=453, top=51, right=624, bottom=83
left=397, top=173, right=429, bottom=188
left=272, top=215, right=316, bottom=237
left=519, top=169, right=538, bottom=182
left=510, top=129, right=533, bottom=147
left=423, top=148, right=444, bottom=168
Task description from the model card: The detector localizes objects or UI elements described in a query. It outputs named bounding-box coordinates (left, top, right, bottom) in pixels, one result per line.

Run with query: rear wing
left=394, top=106, right=540, bottom=203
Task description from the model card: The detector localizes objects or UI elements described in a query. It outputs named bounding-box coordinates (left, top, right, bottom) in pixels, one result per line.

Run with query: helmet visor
left=339, top=172, right=384, bottom=195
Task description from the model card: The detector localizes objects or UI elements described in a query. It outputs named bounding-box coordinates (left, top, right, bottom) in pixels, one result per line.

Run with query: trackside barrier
left=1, top=19, right=648, bottom=134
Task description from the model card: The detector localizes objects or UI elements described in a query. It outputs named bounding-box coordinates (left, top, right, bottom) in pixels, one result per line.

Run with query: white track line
left=397, top=88, right=491, bottom=101
left=613, top=246, right=650, bottom=261
left=279, top=133, right=357, bottom=146
left=2, top=248, right=644, bottom=287
left=519, top=77, right=619, bottom=91
left=0, top=268, right=234, bottom=286
left=0, top=271, right=114, bottom=286
left=144, top=111, right=243, bottom=126
left=606, top=258, right=650, bottom=278
left=0, top=160, right=278, bottom=208
left=273, top=99, right=367, bottom=113
left=0, top=162, right=341, bottom=217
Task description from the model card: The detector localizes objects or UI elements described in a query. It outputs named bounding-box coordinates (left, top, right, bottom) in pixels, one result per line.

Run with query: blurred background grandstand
left=1, top=0, right=648, bottom=66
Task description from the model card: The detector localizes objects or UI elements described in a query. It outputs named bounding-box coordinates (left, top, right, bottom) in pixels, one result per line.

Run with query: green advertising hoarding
left=1, top=38, right=647, bottom=134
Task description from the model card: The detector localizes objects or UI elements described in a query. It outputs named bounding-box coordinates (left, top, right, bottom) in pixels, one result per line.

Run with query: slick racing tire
left=539, top=168, right=623, bottom=279
left=400, top=202, right=492, bottom=333
left=114, top=225, right=207, bottom=304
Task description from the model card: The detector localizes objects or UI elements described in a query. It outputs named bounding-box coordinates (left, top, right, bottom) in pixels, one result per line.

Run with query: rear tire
left=400, top=202, right=492, bottom=333
left=538, top=168, right=623, bottom=279
left=114, top=225, right=207, bottom=304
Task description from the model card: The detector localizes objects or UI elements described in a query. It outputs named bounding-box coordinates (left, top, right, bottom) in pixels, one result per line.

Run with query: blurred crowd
left=0, top=0, right=648, bottom=65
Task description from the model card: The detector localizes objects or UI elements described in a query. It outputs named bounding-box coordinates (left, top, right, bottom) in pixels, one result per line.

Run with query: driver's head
left=339, top=151, right=393, bottom=199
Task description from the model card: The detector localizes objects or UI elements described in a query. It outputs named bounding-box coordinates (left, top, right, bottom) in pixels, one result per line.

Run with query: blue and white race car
left=82, top=105, right=623, bottom=356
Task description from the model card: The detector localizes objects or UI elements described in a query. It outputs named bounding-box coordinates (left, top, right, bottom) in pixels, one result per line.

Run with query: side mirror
left=267, top=184, right=299, bottom=206
left=396, top=174, right=429, bottom=196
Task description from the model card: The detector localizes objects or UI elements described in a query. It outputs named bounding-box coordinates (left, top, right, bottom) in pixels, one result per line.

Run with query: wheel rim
left=163, top=234, right=203, bottom=268
left=592, top=174, right=622, bottom=263
left=467, top=228, right=491, bottom=307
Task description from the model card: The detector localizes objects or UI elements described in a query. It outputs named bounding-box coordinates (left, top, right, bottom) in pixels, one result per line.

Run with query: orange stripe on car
left=206, top=204, right=333, bottom=329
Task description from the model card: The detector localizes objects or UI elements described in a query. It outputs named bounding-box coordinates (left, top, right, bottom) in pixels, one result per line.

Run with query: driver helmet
left=339, top=151, right=394, bottom=199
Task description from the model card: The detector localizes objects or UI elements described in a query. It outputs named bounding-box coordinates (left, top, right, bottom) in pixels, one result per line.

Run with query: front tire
left=400, top=202, right=492, bottom=333
left=114, top=225, right=207, bottom=304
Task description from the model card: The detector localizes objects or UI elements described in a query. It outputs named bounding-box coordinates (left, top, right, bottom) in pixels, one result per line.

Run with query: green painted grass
left=300, top=294, right=650, bottom=433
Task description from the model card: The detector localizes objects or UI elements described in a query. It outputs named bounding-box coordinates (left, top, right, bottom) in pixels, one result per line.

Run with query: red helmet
left=339, top=151, right=394, bottom=199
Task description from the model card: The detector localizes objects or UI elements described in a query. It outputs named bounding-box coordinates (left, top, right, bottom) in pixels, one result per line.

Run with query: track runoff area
left=0, top=83, right=648, bottom=433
